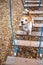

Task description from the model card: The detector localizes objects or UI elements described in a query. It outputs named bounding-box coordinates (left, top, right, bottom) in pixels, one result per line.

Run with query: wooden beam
left=16, top=30, right=43, bottom=36
left=25, top=1, right=40, bottom=3
left=24, top=4, right=43, bottom=7
left=30, top=11, right=43, bottom=14
left=16, top=30, right=27, bottom=36
left=13, top=40, right=43, bottom=47
left=19, top=23, right=43, bottom=28
left=23, top=11, right=43, bottom=15
left=30, top=31, right=43, bottom=36
left=6, top=56, right=43, bottom=65
left=34, top=17, right=43, bottom=21
left=23, top=10, right=43, bottom=15
left=33, top=23, right=43, bottom=27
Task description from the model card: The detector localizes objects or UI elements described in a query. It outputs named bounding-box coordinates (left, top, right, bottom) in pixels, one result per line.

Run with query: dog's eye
left=25, top=19, right=27, bottom=21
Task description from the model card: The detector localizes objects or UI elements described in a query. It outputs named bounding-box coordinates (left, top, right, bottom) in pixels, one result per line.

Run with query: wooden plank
left=19, top=23, right=43, bottom=28
left=16, top=30, right=43, bottom=36
left=34, top=17, right=43, bottom=20
left=33, top=23, right=43, bottom=27
left=25, top=1, right=40, bottom=3
left=30, top=31, right=43, bottom=36
left=24, top=4, right=43, bottom=7
left=6, top=56, right=43, bottom=65
left=23, top=11, right=43, bottom=15
left=30, top=11, right=43, bottom=14
left=16, top=30, right=27, bottom=35
left=13, top=40, right=43, bottom=47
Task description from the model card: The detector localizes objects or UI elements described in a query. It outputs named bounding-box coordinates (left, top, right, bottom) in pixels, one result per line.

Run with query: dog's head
left=21, top=13, right=32, bottom=25
left=21, top=16, right=28, bottom=25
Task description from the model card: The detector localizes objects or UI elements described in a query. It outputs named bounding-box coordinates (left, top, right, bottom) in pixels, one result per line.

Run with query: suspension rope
left=38, top=26, right=43, bottom=65
left=10, top=0, right=18, bottom=56
left=21, top=0, right=24, bottom=8
left=38, top=27, right=43, bottom=60
left=38, top=0, right=43, bottom=63
left=26, top=0, right=29, bottom=10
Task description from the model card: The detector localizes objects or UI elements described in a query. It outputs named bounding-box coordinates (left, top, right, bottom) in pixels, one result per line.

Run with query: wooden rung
left=23, top=11, right=43, bottom=15
left=30, top=31, right=43, bottom=36
left=30, top=11, right=43, bottom=14
left=16, top=30, right=43, bottom=36
left=24, top=4, right=43, bottom=7
left=13, top=40, right=43, bottom=47
left=34, top=17, right=43, bottom=20
left=25, top=1, right=40, bottom=3
left=33, top=23, right=43, bottom=27
left=16, top=30, right=27, bottom=35
left=6, top=56, right=43, bottom=65
left=19, top=23, right=43, bottom=28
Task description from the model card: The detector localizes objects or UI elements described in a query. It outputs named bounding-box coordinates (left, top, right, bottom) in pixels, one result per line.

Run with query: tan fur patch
left=21, top=12, right=33, bottom=23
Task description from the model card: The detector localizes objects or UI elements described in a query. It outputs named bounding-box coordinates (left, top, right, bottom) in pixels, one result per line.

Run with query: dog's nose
left=21, top=21, right=23, bottom=25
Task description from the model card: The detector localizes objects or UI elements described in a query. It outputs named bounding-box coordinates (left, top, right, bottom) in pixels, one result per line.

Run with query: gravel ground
left=0, top=0, right=43, bottom=64
left=0, top=0, right=23, bottom=64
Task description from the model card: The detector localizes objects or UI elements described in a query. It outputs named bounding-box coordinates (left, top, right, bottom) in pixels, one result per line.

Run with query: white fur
left=23, top=22, right=32, bottom=34
left=32, top=18, right=34, bottom=26
left=21, top=17, right=28, bottom=24
left=25, top=9, right=29, bottom=12
left=22, top=18, right=34, bottom=34
left=20, top=16, right=34, bottom=34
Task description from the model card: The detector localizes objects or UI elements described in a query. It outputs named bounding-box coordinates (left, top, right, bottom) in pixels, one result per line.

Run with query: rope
left=38, top=27, right=43, bottom=65
left=21, top=0, right=24, bottom=8
left=38, top=1, right=43, bottom=64
left=10, top=0, right=18, bottom=56
left=26, top=0, right=29, bottom=10
left=37, top=0, right=41, bottom=32
left=38, top=27, right=43, bottom=60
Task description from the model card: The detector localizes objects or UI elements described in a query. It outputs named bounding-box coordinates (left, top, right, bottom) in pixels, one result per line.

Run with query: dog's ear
left=27, top=12, right=29, bottom=16
left=27, top=12, right=32, bottom=20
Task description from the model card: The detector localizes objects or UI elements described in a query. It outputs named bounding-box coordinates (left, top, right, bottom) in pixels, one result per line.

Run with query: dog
left=20, top=10, right=34, bottom=35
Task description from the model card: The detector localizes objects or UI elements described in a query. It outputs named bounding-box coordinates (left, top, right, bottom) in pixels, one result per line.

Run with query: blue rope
left=10, top=0, right=18, bottom=56
left=38, top=0, right=42, bottom=60
left=38, top=27, right=43, bottom=60
left=25, top=0, right=29, bottom=10
left=21, top=0, right=24, bottom=8
left=38, top=0, right=41, bottom=11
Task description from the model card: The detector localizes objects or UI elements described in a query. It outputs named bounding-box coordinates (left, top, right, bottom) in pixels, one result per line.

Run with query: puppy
left=20, top=10, right=34, bottom=35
